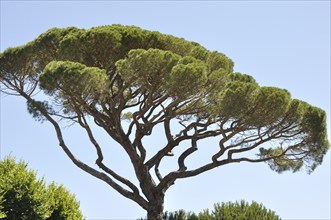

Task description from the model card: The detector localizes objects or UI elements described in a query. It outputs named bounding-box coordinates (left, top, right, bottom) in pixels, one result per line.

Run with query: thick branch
left=20, top=92, right=149, bottom=210
left=177, top=128, right=198, bottom=171
left=157, top=121, right=305, bottom=192
left=77, top=113, right=140, bottom=195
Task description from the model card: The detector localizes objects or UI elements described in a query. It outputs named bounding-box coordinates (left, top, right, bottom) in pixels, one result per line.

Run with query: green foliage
left=162, top=210, right=198, bottom=220
left=0, top=24, right=329, bottom=175
left=0, top=193, right=5, bottom=219
left=0, top=156, right=49, bottom=219
left=166, top=58, right=208, bottom=99
left=229, top=72, right=257, bottom=83
left=217, top=80, right=259, bottom=119
left=0, top=156, right=83, bottom=220
left=40, top=61, right=109, bottom=97
left=207, top=200, right=280, bottom=220
left=26, top=100, right=53, bottom=122
left=139, top=200, right=280, bottom=220
left=39, top=61, right=110, bottom=113
left=116, top=48, right=180, bottom=92
left=0, top=24, right=329, bottom=220
left=217, top=73, right=292, bottom=127
left=46, top=183, right=83, bottom=220
left=258, top=99, right=329, bottom=174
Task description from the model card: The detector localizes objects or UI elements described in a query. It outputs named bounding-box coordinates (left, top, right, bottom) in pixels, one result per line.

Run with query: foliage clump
left=0, top=156, right=84, bottom=220
left=139, top=200, right=280, bottom=220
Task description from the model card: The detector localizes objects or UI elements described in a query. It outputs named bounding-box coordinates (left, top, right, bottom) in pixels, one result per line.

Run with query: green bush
left=197, top=200, right=280, bottom=220
left=0, top=156, right=83, bottom=220
left=140, top=200, right=280, bottom=220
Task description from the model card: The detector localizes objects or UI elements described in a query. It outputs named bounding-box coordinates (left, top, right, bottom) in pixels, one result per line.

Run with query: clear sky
left=1, top=1, right=330, bottom=219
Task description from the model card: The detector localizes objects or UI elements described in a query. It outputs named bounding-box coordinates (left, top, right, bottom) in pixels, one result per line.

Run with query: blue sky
left=1, top=1, right=330, bottom=219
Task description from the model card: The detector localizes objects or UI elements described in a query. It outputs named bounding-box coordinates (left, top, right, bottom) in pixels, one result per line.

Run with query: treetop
left=0, top=24, right=329, bottom=175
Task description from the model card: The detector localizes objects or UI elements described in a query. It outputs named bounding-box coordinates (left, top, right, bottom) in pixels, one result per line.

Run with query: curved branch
left=178, top=128, right=198, bottom=171
left=20, top=93, right=149, bottom=210
left=157, top=159, right=228, bottom=192
left=154, top=160, right=163, bottom=182
left=77, top=112, right=140, bottom=195
left=177, top=146, right=198, bottom=171
left=158, top=145, right=291, bottom=192
left=158, top=127, right=307, bottom=192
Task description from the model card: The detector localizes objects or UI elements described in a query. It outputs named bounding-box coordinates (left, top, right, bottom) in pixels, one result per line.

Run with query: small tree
left=160, top=200, right=280, bottom=220
left=0, top=25, right=329, bottom=219
left=0, top=156, right=83, bottom=220
left=46, top=183, right=84, bottom=220
left=200, top=200, right=280, bottom=220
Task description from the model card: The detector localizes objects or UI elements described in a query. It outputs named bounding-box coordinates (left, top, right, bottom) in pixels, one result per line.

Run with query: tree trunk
left=146, top=198, right=164, bottom=220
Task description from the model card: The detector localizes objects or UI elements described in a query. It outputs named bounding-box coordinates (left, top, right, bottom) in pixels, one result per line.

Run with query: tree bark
left=146, top=197, right=164, bottom=220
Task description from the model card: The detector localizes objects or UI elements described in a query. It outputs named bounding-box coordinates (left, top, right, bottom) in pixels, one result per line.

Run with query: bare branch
left=154, top=160, right=163, bottom=183
left=75, top=110, right=141, bottom=194
left=177, top=127, right=198, bottom=171
left=20, top=92, right=149, bottom=209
